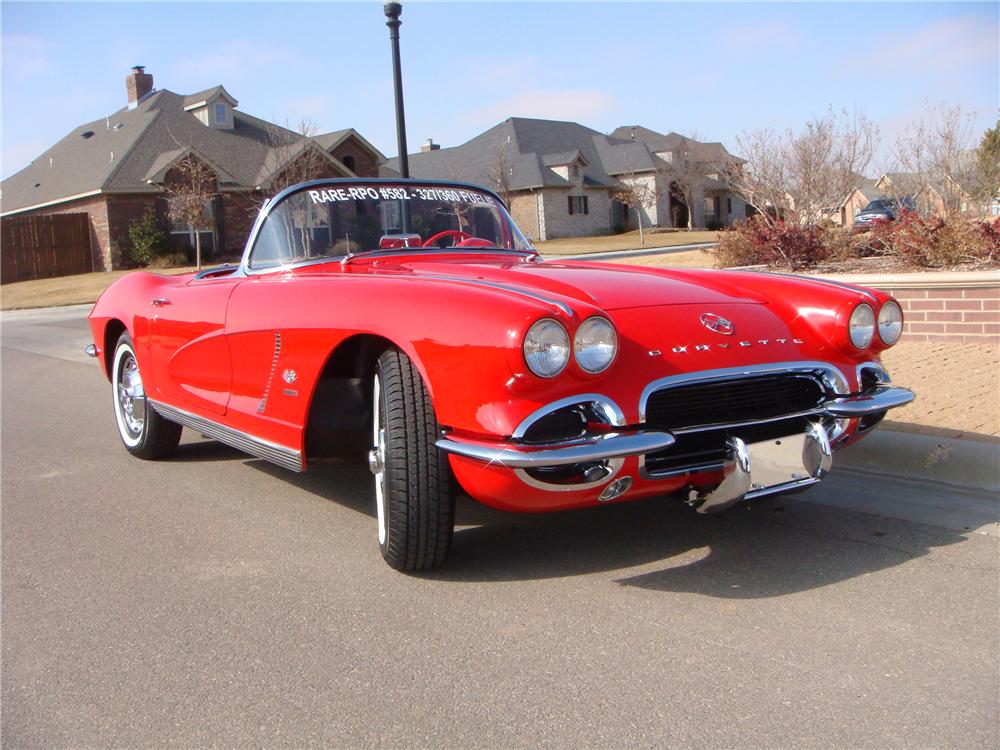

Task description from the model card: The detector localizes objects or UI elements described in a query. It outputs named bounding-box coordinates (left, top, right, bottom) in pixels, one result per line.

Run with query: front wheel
left=370, top=348, right=454, bottom=571
left=112, top=332, right=181, bottom=459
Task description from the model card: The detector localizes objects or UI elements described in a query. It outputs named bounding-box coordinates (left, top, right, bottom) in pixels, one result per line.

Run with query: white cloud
left=174, top=38, right=296, bottom=77
left=2, top=35, right=50, bottom=78
left=848, top=15, right=997, bottom=74
left=461, top=89, right=615, bottom=126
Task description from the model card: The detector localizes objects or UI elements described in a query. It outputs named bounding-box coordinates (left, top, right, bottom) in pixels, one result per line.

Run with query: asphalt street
left=2, top=306, right=998, bottom=748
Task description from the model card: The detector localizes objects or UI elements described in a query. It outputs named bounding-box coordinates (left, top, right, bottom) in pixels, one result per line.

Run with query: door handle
left=151, top=298, right=171, bottom=307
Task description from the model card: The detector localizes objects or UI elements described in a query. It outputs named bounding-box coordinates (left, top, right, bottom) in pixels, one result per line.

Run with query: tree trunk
left=636, top=201, right=645, bottom=246
left=192, top=223, right=202, bottom=270
left=687, top=192, right=695, bottom=231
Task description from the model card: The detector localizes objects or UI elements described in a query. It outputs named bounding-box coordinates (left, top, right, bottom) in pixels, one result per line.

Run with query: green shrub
left=127, top=213, right=168, bottom=267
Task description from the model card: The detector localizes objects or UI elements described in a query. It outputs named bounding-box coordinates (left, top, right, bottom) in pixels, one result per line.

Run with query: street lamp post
left=384, top=2, right=409, bottom=179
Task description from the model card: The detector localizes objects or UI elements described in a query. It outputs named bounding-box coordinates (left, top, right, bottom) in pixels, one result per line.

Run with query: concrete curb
left=837, top=429, right=1000, bottom=493
left=1, top=303, right=94, bottom=319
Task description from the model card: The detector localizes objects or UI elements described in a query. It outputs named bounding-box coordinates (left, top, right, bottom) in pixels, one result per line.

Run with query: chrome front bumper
left=436, top=431, right=675, bottom=468
left=824, top=386, right=915, bottom=417
left=436, top=386, right=915, bottom=472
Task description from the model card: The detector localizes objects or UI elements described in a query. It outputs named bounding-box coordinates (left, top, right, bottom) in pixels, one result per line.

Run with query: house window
left=727, top=197, right=732, bottom=215
left=568, top=196, right=589, bottom=215
left=169, top=198, right=216, bottom=254
left=569, top=164, right=578, bottom=179
left=342, top=155, right=356, bottom=172
left=213, top=102, right=227, bottom=124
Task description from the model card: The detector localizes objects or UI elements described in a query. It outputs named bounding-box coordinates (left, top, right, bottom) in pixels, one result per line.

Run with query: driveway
left=2, top=306, right=997, bottom=748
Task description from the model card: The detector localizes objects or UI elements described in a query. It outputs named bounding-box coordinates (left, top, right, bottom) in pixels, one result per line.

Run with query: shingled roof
left=611, top=125, right=742, bottom=165
left=387, top=117, right=741, bottom=195
left=1, top=87, right=384, bottom=215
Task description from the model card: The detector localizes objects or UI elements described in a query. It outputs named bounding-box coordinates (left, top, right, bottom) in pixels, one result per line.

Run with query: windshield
left=863, top=199, right=895, bottom=211
left=248, top=182, right=533, bottom=270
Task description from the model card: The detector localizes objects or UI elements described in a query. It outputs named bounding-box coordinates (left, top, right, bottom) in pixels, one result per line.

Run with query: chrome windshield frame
left=238, top=178, right=534, bottom=277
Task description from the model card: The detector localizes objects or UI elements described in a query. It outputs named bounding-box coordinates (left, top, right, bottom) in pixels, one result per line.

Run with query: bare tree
left=660, top=135, right=719, bottom=231
left=890, top=104, right=979, bottom=218
left=731, top=108, right=877, bottom=227
left=260, top=117, right=335, bottom=200
left=611, top=167, right=656, bottom=245
left=488, top=142, right=514, bottom=209
left=162, top=155, right=216, bottom=270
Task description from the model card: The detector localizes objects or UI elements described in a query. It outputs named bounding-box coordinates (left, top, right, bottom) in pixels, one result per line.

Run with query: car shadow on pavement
left=171, top=437, right=250, bottom=462
left=438, top=494, right=968, bottom=597
left=247, top=456, right=969, bottom=598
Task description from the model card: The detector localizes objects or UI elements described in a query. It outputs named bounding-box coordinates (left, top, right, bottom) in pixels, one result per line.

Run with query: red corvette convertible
left=87, top=179, right=914, bottom=571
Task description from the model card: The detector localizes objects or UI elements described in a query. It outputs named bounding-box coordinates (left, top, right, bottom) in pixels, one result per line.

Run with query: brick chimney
left=126, top=66, right=154, bottom=109
left=421, top=138, right=441, bottom=153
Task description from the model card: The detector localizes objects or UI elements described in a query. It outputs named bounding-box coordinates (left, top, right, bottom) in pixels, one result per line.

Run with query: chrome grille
left=643, top=374, right=825, bottom=431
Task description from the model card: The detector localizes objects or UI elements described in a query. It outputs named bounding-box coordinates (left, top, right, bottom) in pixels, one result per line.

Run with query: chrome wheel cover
left=116, top=349, right=146, bottom=438
left=370, top=373, right=388, bottom=545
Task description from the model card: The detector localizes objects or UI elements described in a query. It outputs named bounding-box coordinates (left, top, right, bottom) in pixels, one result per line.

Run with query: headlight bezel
left=877, top=300, right=903, bottom=345
left=523, top=318, right=571, bottom=378
left=573, top=316, right=618, bottom=374
left=848, top=303, right=876, bottom=349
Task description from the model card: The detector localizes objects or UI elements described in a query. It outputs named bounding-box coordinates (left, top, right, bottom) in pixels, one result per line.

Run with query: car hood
left=383, top=257, right=767, bottom=311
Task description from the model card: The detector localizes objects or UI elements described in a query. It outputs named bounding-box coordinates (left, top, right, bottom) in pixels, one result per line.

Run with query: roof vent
left=113, top=123, right=123, bottom=131
left=81, top=130, right=95, bottom=139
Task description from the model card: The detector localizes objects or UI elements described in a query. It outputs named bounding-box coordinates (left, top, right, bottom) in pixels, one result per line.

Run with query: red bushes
left=716, top=214, right=999, bottom=270
left=715, top=219, right=827, bottom=271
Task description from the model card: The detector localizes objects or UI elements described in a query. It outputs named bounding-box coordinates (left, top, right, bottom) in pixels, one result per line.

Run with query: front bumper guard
left=824, top=386, right=915, bottom=418
left=436, top=431, right=675, bottom=469
left=436, top=386, right=914, bottom=474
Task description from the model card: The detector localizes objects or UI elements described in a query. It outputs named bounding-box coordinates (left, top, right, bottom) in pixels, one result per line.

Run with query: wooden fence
left=1, top=213, right=94, bottom=284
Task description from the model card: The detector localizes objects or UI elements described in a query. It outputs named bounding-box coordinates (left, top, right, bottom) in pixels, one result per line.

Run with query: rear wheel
left=370, top=348, right=454, bottom=571
left=112, top=332, right=181, bottom=459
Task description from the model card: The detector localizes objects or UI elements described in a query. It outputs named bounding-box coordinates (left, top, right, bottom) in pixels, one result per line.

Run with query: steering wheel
left=423, top=229, right=474, bottom=247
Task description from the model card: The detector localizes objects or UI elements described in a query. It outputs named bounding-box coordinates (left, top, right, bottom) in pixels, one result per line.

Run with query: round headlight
left=849, top=303, right=876, bottom=349
left=524, top=319, right=570, bottom=378
left=878, top=301, right=903, bottom=345
left=574, top=317, right=618, bottom=374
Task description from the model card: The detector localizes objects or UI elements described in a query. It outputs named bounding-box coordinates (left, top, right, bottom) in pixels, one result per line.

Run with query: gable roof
left=1, top=87, right=377, bottom=215
left=182, top=85, right=238, bottom=110
left=314, top=128, right=388, bottom=162
left=612, top=125, right=742, bottom=165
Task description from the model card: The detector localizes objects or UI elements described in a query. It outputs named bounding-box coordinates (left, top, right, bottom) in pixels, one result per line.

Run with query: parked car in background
left=87, top=178, right=915, bottom=571
left=853, top=196, right=916, bottom=228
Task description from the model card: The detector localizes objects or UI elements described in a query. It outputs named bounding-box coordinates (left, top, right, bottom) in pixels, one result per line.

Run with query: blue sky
left=2, top=1, right=997, bottom=179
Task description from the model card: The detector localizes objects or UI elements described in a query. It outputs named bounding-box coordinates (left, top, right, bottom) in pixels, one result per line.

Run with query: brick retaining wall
left=825, top=271, right=1000, bottom=343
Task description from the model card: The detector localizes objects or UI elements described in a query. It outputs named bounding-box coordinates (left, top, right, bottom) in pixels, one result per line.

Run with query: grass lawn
left=1, top=266, right=199, bottom=311
left=608, top=248, right=717, bottom=269
left=536, top=228, right=720, bottom=255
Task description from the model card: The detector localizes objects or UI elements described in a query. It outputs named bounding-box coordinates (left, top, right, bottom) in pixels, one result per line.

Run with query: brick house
left=385, top=118, right=745, bottom=241
left=0, top=66, right=385, bottom=271
left=829, top=173, right=980, bottom=227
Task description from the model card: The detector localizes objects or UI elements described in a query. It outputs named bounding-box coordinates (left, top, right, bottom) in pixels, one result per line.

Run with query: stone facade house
left=385, top=118, right=745, bottom=241
left=1, top=67, right=385, bottom=271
